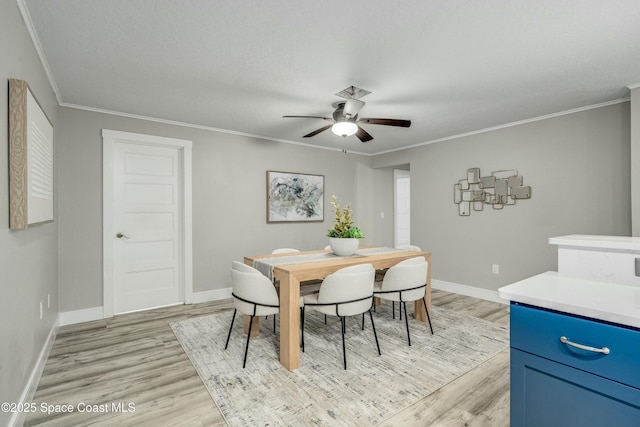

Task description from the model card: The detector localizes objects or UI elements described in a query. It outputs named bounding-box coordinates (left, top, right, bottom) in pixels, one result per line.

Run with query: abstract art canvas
left=266, top=171, right=324, bottom=222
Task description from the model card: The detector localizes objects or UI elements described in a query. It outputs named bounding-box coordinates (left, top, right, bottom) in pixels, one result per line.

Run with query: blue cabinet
left=510, top=303, right=640, bottom=427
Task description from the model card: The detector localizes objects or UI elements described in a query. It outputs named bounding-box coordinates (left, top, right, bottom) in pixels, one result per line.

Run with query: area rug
left=170, top=303, right=509, bottom=426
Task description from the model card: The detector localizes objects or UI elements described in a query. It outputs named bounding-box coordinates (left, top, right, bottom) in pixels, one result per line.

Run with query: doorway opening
left=394, top=169, right=411, bottom=248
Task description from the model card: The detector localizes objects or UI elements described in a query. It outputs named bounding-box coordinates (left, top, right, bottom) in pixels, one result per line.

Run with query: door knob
left=116, top=232, right=130, bottom=239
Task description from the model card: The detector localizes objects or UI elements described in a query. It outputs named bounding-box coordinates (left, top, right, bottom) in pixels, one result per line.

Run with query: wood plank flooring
left=24, top=290, right=510, bottom=426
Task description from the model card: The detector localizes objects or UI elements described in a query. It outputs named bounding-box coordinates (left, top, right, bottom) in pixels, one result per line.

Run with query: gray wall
left=0, top=0, right=59, bottom=422
left=57, top=107, right=375, bottom=311
left=631, top=87, right=640, bottom=236
left=373, top=102, right=631, bottom=291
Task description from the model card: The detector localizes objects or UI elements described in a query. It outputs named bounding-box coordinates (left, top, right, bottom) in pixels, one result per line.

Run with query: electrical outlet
left=380, top=211, right=385, bottom=219
left=39, top=301, right=43, bottom=320
left=492, top=264, right=500, bottom=274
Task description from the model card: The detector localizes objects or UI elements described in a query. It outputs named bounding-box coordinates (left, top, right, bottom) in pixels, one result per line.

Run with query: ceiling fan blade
left=358, top=118, right=411, bottom=127
left=355, top=126, right=373, bottom=143
left=343, top=99, right=365, bottom=119
left=283, top=115, right=333, bottom=120
left=303, top=124, right=333, bottom=138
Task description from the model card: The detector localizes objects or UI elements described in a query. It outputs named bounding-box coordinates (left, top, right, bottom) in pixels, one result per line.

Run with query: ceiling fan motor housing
left=332, top=103, right=355, bottom=122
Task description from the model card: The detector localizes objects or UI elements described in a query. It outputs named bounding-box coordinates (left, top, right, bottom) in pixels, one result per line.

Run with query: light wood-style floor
left=24, top=290, right=510, bottom=426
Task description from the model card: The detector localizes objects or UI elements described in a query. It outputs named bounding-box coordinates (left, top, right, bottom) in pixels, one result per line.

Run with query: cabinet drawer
left=511, top=348, right=640, bottom=427
left=511, top=303, right=640, bottom=389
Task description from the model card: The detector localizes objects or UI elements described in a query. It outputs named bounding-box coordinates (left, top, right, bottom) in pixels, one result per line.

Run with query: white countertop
left=498, top=271, right=640, bottom=329
left=549, top=234, right=640, bottom=251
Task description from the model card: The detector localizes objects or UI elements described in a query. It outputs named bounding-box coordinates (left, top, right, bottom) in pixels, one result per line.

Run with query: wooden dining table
left=244, top=247, right=432, bottom=371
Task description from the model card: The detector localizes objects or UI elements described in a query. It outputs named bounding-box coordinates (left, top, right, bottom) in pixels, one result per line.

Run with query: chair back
left=317, top=264, right=375, bottom=316
left=380, top=256, right=428, bottom=302
left=233, top=261, right=262, bottom=274
left=271, top=248, right=300, bottom=254
left=396, top=244, right=421, bottom=252
left=231, top=261, right=279, bottom=316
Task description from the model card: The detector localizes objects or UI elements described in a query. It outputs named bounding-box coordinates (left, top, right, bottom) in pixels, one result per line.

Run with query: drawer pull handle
left=560, top=336, right=610, bottom=355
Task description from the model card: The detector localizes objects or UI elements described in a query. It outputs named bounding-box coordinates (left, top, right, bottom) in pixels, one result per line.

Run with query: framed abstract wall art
left=266, top=171, right=324, bottom=223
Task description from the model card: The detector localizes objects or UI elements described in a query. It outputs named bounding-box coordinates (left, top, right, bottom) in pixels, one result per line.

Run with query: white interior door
left=394, top=169, right=411, bottom=247
left=103, top=130, right=193, bottom=316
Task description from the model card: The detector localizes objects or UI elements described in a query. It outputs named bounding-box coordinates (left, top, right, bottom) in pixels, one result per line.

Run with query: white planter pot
left=329, top=237, right=360, bottom=256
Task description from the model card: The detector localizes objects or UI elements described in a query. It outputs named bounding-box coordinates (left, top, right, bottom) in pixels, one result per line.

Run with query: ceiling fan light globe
left=331, top=121, right=358, bottom=137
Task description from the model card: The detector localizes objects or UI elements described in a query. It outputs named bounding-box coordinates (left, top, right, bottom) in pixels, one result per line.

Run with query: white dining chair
left=396, top=244, right=421, bottom=252
left=373, top=256, right=433, bottom=346
left=271, top=248, right=301, bottom=254
left=301, top=263, right=380, bottom=369
left=225, top=261, right=280, bottom=368
left=382, top=245, right=423, bottom=317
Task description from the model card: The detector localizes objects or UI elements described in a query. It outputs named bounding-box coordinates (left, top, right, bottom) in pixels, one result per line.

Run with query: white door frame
left=394, top=169, right=411, bottom=248
left=102, top=129, right=193, bottom=318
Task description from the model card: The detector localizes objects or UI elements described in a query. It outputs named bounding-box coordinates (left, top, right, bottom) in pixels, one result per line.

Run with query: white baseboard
left=190, top=287, right=232, bottom=303
left=198, top=284, right=503, bottom=306
left=9, top=319, right=58, bottom=427
left=57, top=283, right=504, bottom=325
left=58, top=306, right=104, bottom=326
left=432, top=279, right=508, bottom=305
left=58, top=288, right=233, bottom=326
left=58, top=283, right=500, bottom=326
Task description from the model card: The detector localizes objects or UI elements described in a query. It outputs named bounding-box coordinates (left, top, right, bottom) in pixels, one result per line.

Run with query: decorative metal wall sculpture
left=454, top=168, right=531, bottom=216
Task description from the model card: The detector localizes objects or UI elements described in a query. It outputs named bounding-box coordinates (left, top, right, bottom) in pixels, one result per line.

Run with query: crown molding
left=17, top=0, right=369, bottom=156
left=62, top=97, right=630, bottom=158
left=16, top=0, right=63, bottom=104
left=373, top=97, right=631, bottom=156
left=17, top=0, right=630, bottom=159
left=61, top=102, right=370, bottom=156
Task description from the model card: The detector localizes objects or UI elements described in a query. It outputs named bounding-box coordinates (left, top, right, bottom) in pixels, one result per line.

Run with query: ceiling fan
left=283, top=87, right=411, bottom=143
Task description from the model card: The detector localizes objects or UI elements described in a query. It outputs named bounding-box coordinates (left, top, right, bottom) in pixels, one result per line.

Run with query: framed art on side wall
left=266, top=171, right=324, bottom=223
left=8, top=78, right=54, bottom=229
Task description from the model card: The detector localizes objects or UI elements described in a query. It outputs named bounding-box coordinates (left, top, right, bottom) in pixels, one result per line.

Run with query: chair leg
left=301, top=307, right=305, bottom=352
left=273, top=314, right=277, bottom=333
left=224, top=309, right=237, bottom=350
left=324, top=314, right=327, bottom=324
left=392, top=301, right=395, bottom=319
left=242, top=315, right=254, bottom=368
left=399, top=301, right=402, bottom=320
left=422, top=297, right=434, bottom=334
left=368, top=309, right=381, bottom=356
left=361, top=313, right=365, bottom=330
left=340, top=316, right=347, bottom=370
left=403, top=302, right=411, bottom=346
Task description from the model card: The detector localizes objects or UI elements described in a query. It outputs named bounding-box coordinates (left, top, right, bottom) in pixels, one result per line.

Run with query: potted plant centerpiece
left=327, top=195, right=364, bottom=256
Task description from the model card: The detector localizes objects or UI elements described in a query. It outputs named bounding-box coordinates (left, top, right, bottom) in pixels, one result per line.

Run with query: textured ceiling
left=21, top=0, right=640, bottom=155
